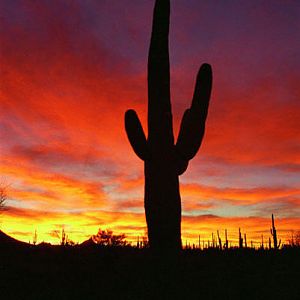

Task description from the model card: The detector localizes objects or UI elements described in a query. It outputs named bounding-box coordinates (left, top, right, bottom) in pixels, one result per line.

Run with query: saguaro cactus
left=225, top=229, right=228, bottom=250
left=261, top=234, right=264, bottom=249
left=125, top=0, right=212, bottom=250
left=239, top=228, right=243, bottom=249
left=217, top=230, right=222, bottom=250
left=270, top=214, right=281, bottom=249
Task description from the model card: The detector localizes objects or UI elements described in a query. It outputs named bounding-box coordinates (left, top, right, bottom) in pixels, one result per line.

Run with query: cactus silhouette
left=125, top=0, right=212, bottom=250
left=270, top=214, right=281, bottom=249
left=239, top=228, right=243, bottom=248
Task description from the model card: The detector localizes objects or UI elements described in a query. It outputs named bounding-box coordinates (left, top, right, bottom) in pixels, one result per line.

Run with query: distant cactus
left=212, top=232, right=215, bottom=248
left=270, top=214, right=281, bottom=249
left=244, top=233, right=247, bottom=248
left=217, top=230, right=222, bottom=250
left=33, top=229, right=37, bottom=246
left=61, top=228, right=66, bottom=246
left=239, top=228, right=243, bottom=248
left=224, top=229, right=229, bottom=250
left=125, top=0, right=212, bottom=250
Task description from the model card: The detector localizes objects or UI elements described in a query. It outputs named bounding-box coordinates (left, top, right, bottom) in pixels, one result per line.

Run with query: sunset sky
left=1, top=0, right=299, bottom=246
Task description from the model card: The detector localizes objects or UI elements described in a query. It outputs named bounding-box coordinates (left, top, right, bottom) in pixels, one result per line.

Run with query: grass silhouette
left=1, top=216, right=300, bottom=299
left=1, top=236, right=299, bottom=300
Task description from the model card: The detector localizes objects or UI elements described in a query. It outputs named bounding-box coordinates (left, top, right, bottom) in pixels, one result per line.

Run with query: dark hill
left=79, top=237, right=95, bottom=247
left=0, top=230, right=29, bottom=248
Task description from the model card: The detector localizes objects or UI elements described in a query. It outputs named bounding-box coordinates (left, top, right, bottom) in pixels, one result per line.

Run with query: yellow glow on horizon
left=1, top=209, right=299, bottom=247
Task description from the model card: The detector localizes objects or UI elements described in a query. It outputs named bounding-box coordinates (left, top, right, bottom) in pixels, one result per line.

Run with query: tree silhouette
left=92, top=229, right=128, bottom=247
left=125, top=0, right=212, bottom=251
left=0, top=183, right=7, bottom=212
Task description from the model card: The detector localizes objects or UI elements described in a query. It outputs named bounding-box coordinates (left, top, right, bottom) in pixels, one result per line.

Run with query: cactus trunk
left=145, top=161, right=181, bottom=249
left=125, top=0, right=212, bottom=251
left=146, top=0, right=181, bottom=250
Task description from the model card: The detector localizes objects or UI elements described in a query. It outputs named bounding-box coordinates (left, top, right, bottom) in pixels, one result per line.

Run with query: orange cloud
left=181, top=183, right=300, bottom=204
left=1, top=154, right=107, bottom=210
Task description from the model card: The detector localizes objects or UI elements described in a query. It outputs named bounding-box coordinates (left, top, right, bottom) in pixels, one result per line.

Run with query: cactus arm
left=148, top=0, right=173, bottom=144
left=175, top=158, right=189, bottom=175
left=191, top=63, right=212, bottom=116
left=125, top=109, right=148, bottom=161
left=176, top=64, right=212, bottom=160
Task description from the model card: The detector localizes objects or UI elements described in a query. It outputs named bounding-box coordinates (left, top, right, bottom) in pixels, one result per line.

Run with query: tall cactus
left=270, top=214, right=281, bottom=249
left=217, top=230, right=222, bottom=250
left=124, top=0, right=212, bottom=250
left=239, top=228, right=243, bottom=249
left=225, top=229, right=228, bottom=250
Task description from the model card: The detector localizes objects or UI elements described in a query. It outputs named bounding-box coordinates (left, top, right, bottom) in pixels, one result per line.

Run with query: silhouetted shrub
left=92, top=229, right=129, bottom=247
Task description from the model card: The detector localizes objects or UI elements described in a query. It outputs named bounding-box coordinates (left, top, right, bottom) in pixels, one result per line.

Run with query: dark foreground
left=1, top=245, right=299, bottom=300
